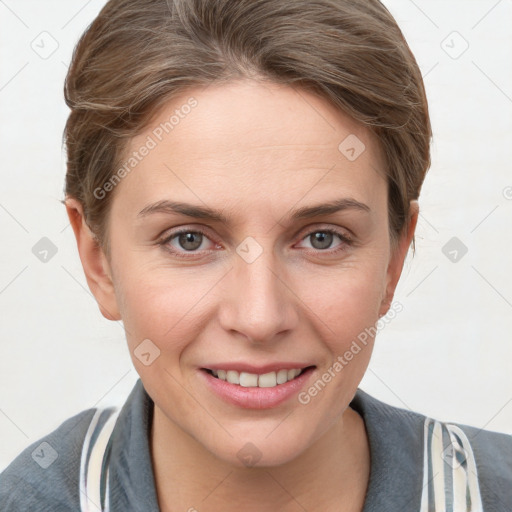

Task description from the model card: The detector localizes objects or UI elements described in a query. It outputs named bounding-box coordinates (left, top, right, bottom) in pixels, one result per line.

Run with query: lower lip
left=198, top=367, right=316, bottom=409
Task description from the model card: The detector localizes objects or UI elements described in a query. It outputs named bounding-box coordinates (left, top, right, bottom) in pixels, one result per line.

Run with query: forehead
left=114, top=80, right=387, bottom=213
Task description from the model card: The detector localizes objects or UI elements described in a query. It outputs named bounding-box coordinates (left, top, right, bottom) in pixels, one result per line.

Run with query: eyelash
left=158, top=226, right=354, bottom=259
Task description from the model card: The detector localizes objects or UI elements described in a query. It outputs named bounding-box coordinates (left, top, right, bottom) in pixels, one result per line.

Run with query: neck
left=150, top=404, right=370, bottom=512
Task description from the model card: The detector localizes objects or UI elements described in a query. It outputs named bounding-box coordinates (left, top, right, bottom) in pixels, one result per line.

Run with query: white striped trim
left=432, top=419, right=446, bottom=510
left=420, top=417, right=484, bottom=512
left=80, top=409, right=102, bottom=512
left=79, top=408, right=121, bottom=512
left=448, top=424, right=483, bottom=512
left=104, top=464, right=112, bottom=512
left=419, top=417, right=431, bottom=512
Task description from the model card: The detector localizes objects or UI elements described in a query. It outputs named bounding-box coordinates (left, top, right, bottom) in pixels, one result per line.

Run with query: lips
left=199, top=365, right=317, bottom=409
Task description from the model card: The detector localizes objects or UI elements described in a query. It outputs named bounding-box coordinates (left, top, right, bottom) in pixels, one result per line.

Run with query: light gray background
left=1, top=0, right=511, bottom=472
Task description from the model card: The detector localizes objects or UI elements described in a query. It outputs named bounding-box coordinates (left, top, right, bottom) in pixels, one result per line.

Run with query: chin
left=204, top=432, right=310, bottom=469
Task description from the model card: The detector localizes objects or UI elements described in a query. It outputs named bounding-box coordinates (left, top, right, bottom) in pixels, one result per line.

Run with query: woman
left=1, top=0, right=510, bottom=510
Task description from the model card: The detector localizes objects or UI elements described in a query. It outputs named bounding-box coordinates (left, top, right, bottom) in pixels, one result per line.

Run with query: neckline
left=110, top=379, right=424, bottom=512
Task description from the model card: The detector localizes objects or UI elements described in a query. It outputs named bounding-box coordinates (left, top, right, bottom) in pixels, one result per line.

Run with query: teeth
left=227, top=370, right=241, bottom=385
left=277, top=369, right=289, bottom=384
left=258, top=372, right=277, bottom=388
left=239, top=372, right=258, bottom=387
left=210, top=368, right=306, bottom=388
left=288, top=369, right=300, bottom=380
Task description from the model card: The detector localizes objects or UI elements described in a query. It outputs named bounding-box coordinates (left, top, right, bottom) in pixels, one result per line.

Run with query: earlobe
left=379, top=200, right=419, bottom=317
left=64, top=197, right=121, bottom=321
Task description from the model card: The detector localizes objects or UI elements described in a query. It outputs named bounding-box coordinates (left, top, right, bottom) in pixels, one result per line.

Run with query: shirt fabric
left=1, top=378, right=511, bottom=511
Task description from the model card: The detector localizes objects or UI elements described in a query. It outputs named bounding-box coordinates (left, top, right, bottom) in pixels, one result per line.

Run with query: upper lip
left=202, top=362, right=315, bottom=374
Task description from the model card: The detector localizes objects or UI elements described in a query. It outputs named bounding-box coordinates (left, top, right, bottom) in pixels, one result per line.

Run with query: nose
left=217, top=243, right=298, bottom=345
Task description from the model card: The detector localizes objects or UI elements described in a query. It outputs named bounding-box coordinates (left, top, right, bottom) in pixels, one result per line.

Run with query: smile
left=204, top=367, right=313, bottom=388
left=199, top=366, right=317, bottom=409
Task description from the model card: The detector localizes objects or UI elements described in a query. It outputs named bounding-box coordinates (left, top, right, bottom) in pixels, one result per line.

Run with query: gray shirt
left=1, top=378, right=511, bottom=511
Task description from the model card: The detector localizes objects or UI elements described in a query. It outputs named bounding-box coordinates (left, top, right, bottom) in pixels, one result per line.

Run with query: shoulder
left=355, top=388, right=512, bottom=460
left=455, top=419, right=512, bottom=462
left=451, top=420, right=512, bottom=505
left=379, top=394, right=512, bottom=476
left=0, top=406, right=105, bottom=511
left=353, top=389, right=512, bottom=508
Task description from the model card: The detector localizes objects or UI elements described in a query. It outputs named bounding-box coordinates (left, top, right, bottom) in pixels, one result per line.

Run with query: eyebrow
left=137, top=198, right=370, bottom=224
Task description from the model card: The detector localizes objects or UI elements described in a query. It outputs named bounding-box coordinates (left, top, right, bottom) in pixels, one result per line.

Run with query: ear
left=378, top=200, right=419, bottom=317
left=64, top=196, right=121, bottom=321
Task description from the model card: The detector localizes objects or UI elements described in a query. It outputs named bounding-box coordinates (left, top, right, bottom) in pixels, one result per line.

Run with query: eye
left=296, top=228, right=353, bottom=254
left=158, top=228, right=219, bottom=258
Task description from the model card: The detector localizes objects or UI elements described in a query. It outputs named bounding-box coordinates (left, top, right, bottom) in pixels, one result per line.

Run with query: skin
left=66, top=79, right=418, bottom=511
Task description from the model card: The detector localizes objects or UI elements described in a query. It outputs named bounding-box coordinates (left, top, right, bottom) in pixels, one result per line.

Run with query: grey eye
left=177, top=232, right=204, bottom=251
left=308, top=231, right=334, bottom=250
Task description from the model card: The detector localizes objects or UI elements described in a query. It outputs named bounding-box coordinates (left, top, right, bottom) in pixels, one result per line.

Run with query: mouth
left=201, top=366, right=316, bottom=388
left=199, top=365, right=317, bottom=409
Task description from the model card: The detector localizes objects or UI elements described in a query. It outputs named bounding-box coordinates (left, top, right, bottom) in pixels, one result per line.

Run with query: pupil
left=312, top=232, right=332, bottom=250
left=179, top=232, right=202, bottom=251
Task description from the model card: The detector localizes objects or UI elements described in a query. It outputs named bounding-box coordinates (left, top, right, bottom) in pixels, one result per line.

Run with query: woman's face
left=100, top=80, right=412, bottom=466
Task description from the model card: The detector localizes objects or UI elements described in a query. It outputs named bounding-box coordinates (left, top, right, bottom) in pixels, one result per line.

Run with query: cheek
left=299, top=254, right=388, bottom=336
left=114, top=263, right=215, bottom=351
left=116, top=277, right=200, bottom=393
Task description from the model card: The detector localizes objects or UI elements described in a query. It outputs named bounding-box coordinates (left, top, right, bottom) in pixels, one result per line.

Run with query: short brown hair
left=63, top=0, right=432, bottom=258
